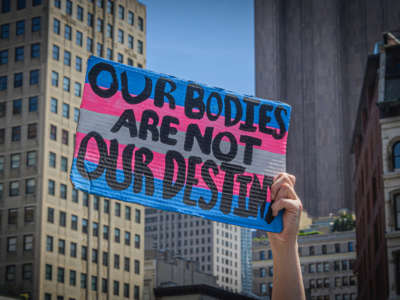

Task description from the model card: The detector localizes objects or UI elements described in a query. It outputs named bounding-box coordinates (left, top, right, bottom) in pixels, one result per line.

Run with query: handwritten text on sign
left=70, top=56, right=291, bottom=232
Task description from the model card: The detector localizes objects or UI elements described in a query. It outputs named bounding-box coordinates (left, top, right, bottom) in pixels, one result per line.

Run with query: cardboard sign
left=70, top=56, right=291, bottom=232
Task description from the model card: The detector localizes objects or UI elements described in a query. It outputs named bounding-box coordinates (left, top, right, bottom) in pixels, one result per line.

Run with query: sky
left=140, top=0, right=255, bottom=95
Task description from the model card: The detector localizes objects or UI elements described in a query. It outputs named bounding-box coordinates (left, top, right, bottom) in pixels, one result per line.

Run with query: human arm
left=267, top=173, right=305, bottom=300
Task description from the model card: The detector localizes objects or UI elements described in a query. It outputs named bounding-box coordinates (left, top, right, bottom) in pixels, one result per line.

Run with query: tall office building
left=254, top=0, right=400, bottom=216
left=240, top=227, right=252, bottom=296
left=0, top=0, right=146, bottom=299
left=144, top=209, right=242, bottom=293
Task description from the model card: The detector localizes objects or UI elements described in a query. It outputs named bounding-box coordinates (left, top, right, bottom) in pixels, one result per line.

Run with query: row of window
left=53, top=0, right=144, bottom=31
left=0, top=150, right=37, bottom=172
left=307, top=260, right=354, bottom=273
left=0, top=17, right=41, bottom=38
left=4, top=263, right=33, bottom=281
left=311, top=295, right=357, bottom=300
left=3, top=206, right=35, bottom=228
left=3, top=234, right=33, bottom=253
left=300, top=242, right=355, bottom=256
left=52, top=45, right=83, bottom=72
left=0, top=70, right=40, bottom=90
left=309, top=276, right=356, bottom=289
left=0, top=43, right=41, bottom=64
left=53, top=18, right=144, bottom=56
left=0, top=123, right=38, bottom=144
left=50, top=71, right=81, bottom=96
left=46, top=208, right=141, bottom=248
left=1, top=0, right=41, bottom=13
left=50, top=97, right=79, bottom=121
left=0, top=96, right=38, bottom=117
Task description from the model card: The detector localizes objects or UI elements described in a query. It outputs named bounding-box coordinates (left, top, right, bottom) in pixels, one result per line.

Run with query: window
left=61, top=103, right=70, bottom=118
left=97, top=18, right=103, bottom=32
left=0, top=156, right=3, bottom=171
left=394, top=142, right=400, bottom=170
left=45, top=264, right=52, bottom=280
left=7, top=236, right=17, bottom=252
left=324, top=262, right=330, bottom=272
left=14, top=73, right=23, bottom=88
left=74, top=108, right=79, bottom=122
left=46, top=235, right=53, bottom=251
left=60, top=184, right=67, bottom=199
left=29, top=96, right=38, bottom=112
left=32, top=17, right=41, bottom=32
left=66, top=0, right=72, bottom=15
left=51, top=97, right=58, bottom=113
left=81, top=246, right=87, bottom=260
left=128, top=11, right=134, bottom=25
left=25, top=178, right=36, bottom=194
left=58, top=239, right=65, bottom=254
left=103, top=225, right=109, bottom=239
left=309, top=263, right=315, bottom=273
left=124, top=257, right=130, bottom=271
left=91, top=276, right=98, bottom=291
left=395, top=194, right=400, bottom=230
left=52, top=71, right=58, bottom=87
left=115, top=228, right=120, bottom=242
left=24, top=235, right=33, bottom=251
left=11, top=127, right=21, bottom=142
left=74, top=82, right=81, bottom=97
left=27, top=123, right=37, bottom=139
left=83, top=192, right=89, bottom=206
left=29, top=69, right=39, bottom=85
left=125, top=207, right=131, bottom=220
left=12, top=99, right=22, bottom=115
left=47, top=207, right=54, bottom=223
left=70, top=242, right=77, bottom=257
left=0, top=76, right=7, bottom=90
left=135, top=209, right=141, bottom=223
left=124, top=283, right=130, bottom=298
left=71, top=215, right=78, bottom=230
left=76, top=31, right=82, bottom=47
left=348, top=241, right=354, bottom=252
left=97, top=0, right=103, bottom=8
left=134, top=285, right=140, bottom=300
left=113, top=280, right=119, bottom=296
left=128, top=35, right=134, bottom=49
left=57, top=267, right=65, bottom=283
left=77, top=5, right=83, bottom=21
left=93, top=222, right=99, bottom=236
left=138, top=17, right=144, bottom=31
left=134, top=234, right=140, bottom=249
left=1, top=23, right=10, bottom=39
left=70, top=270, right=76, bottom=286
left=64, top=50, right=71, bottom=66
left=107, top=0, right=113, bottom=14
left=92, top=249, right=98, bottom=263
left=15, top=47, right=24, bottom=62
left=65, top=25, right=71, bottom=40
left=94, top=196, right=99, bottom=210
left=115, top=202, right=121, bottom=217
left=27, top=151, right=37, bottom=167
left=11, top=153, right=21, bottom=168
left=16, top=21, right=25, bottom=36
left=81, top=273, right=87, bottom=288
left=6, top=265, right=16, bottom=281
left=32, top=0, right=41, bottom=6
left=17, top=0, right=26, bottom=10
left=53, top=18, right=60, bottom=34
left=9, top=181, right=19, bottom=196
left=335, top=243, right=341, bottom=253
left=138, top=40, right=143, bottom=54
left=96, top=43, right=103, bottom=57
left=87, top=13, right=93, bottom=27
left=62, top=129, right=68, bottom=145
left=0, top=49, right=7, bottom=64
left=118, top=5, right=124, bottom=19
left=106, top=24, right=113, bottom=38
left=134, top=259, right=140, bottom=274
left=50, top=125, right=57, bottom=140
left=63, top=76, right=70, bottom=91
left=59, top=211, right=66, bottom=226
left=102, top=251, right=108, bottom=266
left=54, top=0, right=60, bottom=8
left=76, top=56, right=82, bottom=71
left=61, top=156, right=68, bottom=172
left=48, top=179, right=55, bottom=195
left=49, top=152, right=56, bottom=168
left=127, top=58, right=133, bottom=66
left=87, top=37, right=93, bottom=52
left=72, top=188, right=78, bottom=203
left=104, top=199, right=109, bottom=213
left=125, top=231, right=130, bottom=245
left=117, top=53, right=123, bottom=63
left=106, top=48, right=113, bottom=60
left=82, top=219, right=88, bottom=233
left=118, top=29, right=124, bottom=43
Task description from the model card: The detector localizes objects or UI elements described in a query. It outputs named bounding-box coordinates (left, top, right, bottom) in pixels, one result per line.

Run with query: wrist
left=269, top=237, right=298, bottom=255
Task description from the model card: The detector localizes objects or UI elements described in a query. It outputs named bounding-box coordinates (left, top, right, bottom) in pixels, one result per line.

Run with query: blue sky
left=140, top=0, right=254, bottom=95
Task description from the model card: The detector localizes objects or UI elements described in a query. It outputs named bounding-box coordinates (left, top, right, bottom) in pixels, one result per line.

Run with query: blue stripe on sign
left=84, top=56, right=291, bottom=129
left=70, top=158, right=283, bottom=232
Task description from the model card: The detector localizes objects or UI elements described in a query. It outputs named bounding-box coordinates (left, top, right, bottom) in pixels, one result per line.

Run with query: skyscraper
left=0, top=0, right=146, bottom=299
left=254, top=0, right=400, bottom=216
left=144, top=209, right=242, bottom=292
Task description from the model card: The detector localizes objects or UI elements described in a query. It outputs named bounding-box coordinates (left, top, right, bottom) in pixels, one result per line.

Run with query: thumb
left=271, top=198, right=302, bottom=217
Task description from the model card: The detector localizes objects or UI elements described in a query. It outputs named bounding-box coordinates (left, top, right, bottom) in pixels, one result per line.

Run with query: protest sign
left=70, top=56, right=291, bottom=232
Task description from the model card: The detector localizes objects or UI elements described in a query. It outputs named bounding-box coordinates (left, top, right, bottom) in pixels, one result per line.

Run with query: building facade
left=240, top=227, right=253, bottom=296
left=378, top=38, right=400, bottom=300
left=254, top=0, right=400, bottom=216
left=0, top=0, right=146, bottom=299
left=144, top=209, right=242, bottom=292
left=252, top=231, right=357, bottom=300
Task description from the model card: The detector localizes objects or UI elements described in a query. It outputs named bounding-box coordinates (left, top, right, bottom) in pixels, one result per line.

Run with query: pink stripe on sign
left=74, top=131, right=271, bottom=201
left=80, top=84, right=287, bottom=155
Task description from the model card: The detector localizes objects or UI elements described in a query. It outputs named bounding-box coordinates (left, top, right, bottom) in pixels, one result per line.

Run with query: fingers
left=271, top=173, right=296, bottom=200
left=271, top=198, right=303, bottom=216
left=274, top=182, right=298, bottom=202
